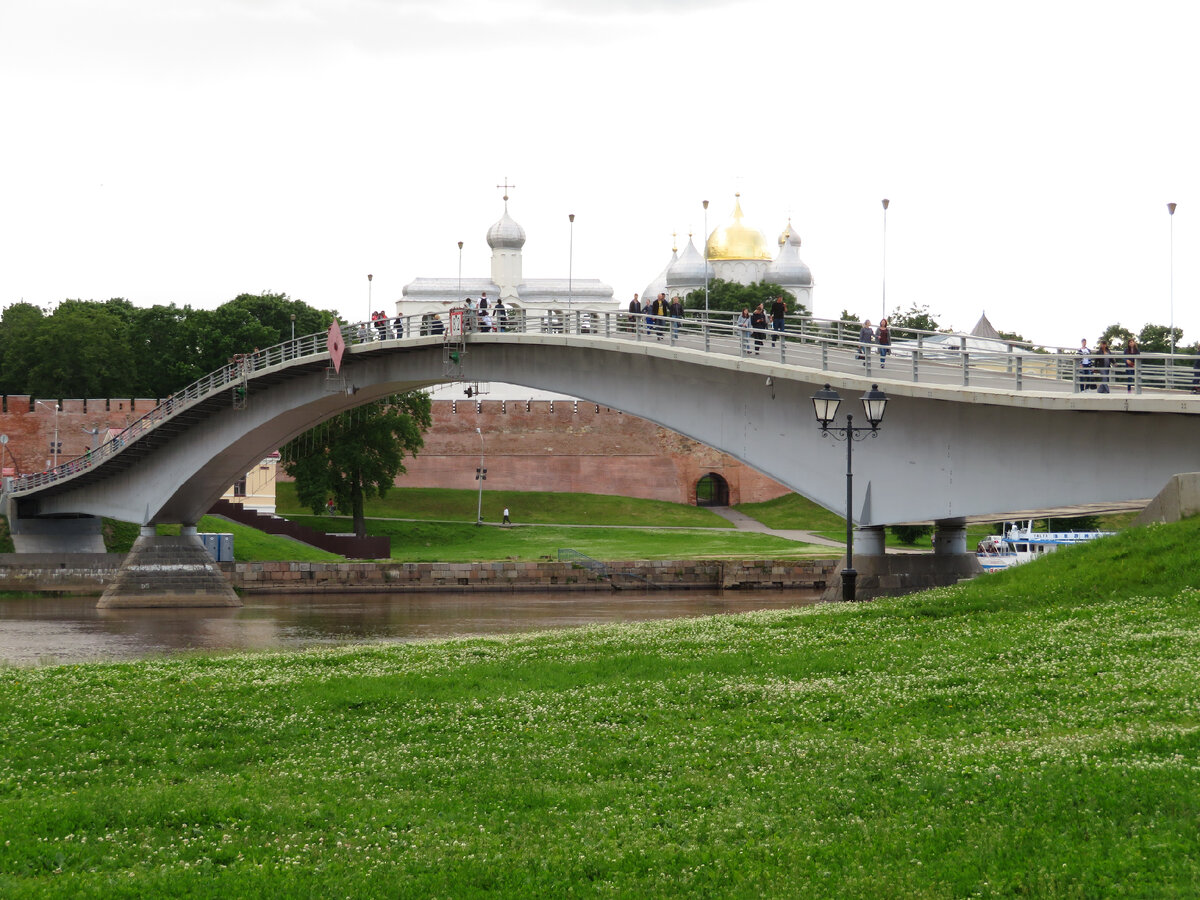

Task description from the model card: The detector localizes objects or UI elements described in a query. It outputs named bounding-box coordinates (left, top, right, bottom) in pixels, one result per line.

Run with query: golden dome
left=705, top=194, right=773, bottom=261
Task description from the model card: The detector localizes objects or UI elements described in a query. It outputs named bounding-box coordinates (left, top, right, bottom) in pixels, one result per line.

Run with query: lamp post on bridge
left=568, top=213, right=575, bottom=312
left=881, top=198, right=890, bottom=322
left=457, top=241, right=463, bottom=297
left=702, top=199, right=710, bottom=321
left=812, top=383, right=889, bottom=602
left=367, top=273, right=373, bottom=327
left=1168, top=202, right=1177, bottom=357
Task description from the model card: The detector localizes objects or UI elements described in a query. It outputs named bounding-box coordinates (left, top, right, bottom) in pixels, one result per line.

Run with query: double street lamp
left=812, top=383, right=889, bottom=602
left=35, top=400, right=61, bottom=470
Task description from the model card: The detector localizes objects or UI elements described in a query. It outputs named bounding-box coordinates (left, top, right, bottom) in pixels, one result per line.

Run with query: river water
left=0, top=589, right=822, bottom=667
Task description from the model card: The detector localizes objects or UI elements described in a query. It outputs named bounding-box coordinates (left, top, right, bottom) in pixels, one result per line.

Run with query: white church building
left=397, top=193, right=614, bottom=325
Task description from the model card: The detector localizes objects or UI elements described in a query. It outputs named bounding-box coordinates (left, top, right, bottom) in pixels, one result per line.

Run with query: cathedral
left=397, top=192, right=614, bottom=325
left=641, top=194, right=814, bottom=311
left=397, top=191, right=814, bottom=325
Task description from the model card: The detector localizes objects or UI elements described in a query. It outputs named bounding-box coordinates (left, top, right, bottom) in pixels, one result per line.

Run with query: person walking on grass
left=503, top=507, right=511, bottom=525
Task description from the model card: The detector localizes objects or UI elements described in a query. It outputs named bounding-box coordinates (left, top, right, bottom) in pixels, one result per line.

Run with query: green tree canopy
left=0, top=302, right=46, bottom=395
left=281, top=392, right=433, bottom=539
left=1098, top=323, right=1136, bottom=350
left=0, top=292, right=337, bottom=398
left=1137, top=323, right=1184, bottom=355
left=682, top=279, right=806, bottom=315
left=25, top=300, right=136, bottom=399
left=887, top=304, right=940, bottom=335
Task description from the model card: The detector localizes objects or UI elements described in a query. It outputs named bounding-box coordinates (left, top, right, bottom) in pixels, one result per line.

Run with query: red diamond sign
left=327, top=321, right=345, bottom=373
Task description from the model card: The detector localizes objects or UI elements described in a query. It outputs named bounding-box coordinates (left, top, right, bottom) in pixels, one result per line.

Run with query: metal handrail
left=7, top=310, right=1197, bottom=495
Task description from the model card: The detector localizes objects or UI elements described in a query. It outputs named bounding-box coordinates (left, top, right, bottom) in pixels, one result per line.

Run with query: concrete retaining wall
left=0, top=556, right=834, bottom=594
left=0, top=553, right=124, bottom=593
left=221, top=559, right=834, bottom=593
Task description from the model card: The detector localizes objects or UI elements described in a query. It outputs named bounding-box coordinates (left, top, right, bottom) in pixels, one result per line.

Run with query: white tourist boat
left=976, top=521, right=1114, bottom=573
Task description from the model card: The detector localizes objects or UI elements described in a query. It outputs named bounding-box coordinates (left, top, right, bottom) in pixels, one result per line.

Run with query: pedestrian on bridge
left=876, top=318, right=892, bottom=368
left=750, top=304, right=767, bottom=354
left=858, top=320, right=875, bottom=363
left=736, top=307, right=752, bottom=354
left=1122, top=336, right=1139, bottom=392
left=1077, top=338, right=1094, bottom=390
left=770, top=295, right=787, bottom=345
left=1095, top=339, right=1112, bottom=393
left=669, top=295, right=684, bottom=338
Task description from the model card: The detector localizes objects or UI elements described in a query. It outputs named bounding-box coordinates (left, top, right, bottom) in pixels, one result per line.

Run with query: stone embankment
left=0, top=556, right=834, bottom=594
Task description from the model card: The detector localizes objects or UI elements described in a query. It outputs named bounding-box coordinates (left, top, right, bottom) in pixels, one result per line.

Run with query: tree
left=25, top=300, right=136, bottom=399
left=281, top=393, right=433, bottom=539
left=682, top=279, right=806, bottom=315
left=1098, top=323, right=1136, bottom=349
left=1137, top=323, right=1183, bottom=355
left=887, top=304, right=940, bottom=336
left=0, top=302, right=46, bottom=395
left=890, top=524, right=932, bottom=546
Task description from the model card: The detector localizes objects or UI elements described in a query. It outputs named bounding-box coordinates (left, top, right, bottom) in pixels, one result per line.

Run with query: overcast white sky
left=2, top=0, right=1197, bottom=350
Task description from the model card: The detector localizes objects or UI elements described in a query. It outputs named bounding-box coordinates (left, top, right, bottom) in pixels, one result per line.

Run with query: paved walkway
left=705, top=506, right=846, bottom=548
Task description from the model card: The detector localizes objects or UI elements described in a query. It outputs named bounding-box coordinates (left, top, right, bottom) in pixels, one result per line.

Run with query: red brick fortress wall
left=393, top=400, right=789, bottom=506
left=0, top=396, right=791, bottom=507
left=0, top=396, right=158, bottom=475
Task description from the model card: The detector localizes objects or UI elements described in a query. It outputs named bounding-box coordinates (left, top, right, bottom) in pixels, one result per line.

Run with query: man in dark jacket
left=770, top=296, right=786, bottom=345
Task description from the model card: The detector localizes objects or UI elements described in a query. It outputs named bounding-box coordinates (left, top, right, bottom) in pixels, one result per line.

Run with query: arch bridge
left=6, top=311, right=1199, bottom=577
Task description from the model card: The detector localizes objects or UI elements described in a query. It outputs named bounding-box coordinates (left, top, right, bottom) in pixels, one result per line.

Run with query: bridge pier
left=96, top=525, right=241, bottom=609
left=821, top=519, right=982, bottom=602
left=932, top=518, right=969, bottom=555
left=855, top=525, right=887, bottom=555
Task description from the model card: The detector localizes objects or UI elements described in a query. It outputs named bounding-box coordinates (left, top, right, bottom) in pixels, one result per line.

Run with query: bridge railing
left=8, top=310, right=1197, bottom=494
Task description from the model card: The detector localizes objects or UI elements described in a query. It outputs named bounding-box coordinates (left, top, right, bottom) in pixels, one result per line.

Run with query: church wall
left=714, top=260, right=769, bottom=285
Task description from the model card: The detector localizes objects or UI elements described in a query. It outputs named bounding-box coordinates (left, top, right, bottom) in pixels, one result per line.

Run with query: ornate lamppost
left=568, top=213, right=575, bottom=312
left=702, top=199, right=710, bottom=320
left=812, top=383, right=889, bottom=601
left=881, top=198, right=890, bottom=322
left=1168, top=202, right=1177, bottom=357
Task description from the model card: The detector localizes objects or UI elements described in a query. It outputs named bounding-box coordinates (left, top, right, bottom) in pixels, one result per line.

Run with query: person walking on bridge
left=669, top=295, right=684, bottom=338
left=1077, top=338, right=1094, bottom=390
left=750, top=304, right=768, bottom=354
left=876, top=318, right=891, bottom=368
left=1095, top=339, right=1112, bottom=393
left=770, top=295, right=787, bottom=345
left=736, top=307, right=752, bottom=354
left=858, top=320, right=875, bottom=364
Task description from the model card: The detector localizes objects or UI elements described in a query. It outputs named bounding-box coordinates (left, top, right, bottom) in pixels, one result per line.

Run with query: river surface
left=0, top=589, right=822, bottom=667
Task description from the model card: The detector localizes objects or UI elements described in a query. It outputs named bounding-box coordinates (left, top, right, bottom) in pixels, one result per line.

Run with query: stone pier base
left=97, top=529, right=241, bottom=609
left=820, top=553, right=982, bottom=603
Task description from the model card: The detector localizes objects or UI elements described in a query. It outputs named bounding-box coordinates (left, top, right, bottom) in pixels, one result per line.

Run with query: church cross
left=496, top=177, right=517, bottom=209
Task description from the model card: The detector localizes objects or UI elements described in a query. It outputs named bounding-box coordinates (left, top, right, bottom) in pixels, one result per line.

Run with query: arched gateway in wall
left=695, top=473, right=730, bottom=507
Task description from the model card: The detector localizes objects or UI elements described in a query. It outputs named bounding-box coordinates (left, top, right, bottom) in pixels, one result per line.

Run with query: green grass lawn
left=155, top=517, right=343, bottom=562
left=277, top=482, right=731, bottom=528
left=3, top=519, right=1199, bottom=896
left=289, top=516, right=824, bottom=562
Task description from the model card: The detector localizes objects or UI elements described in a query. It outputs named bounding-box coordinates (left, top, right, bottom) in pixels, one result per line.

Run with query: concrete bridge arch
left=8, top=322, right=1200, bottom=546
